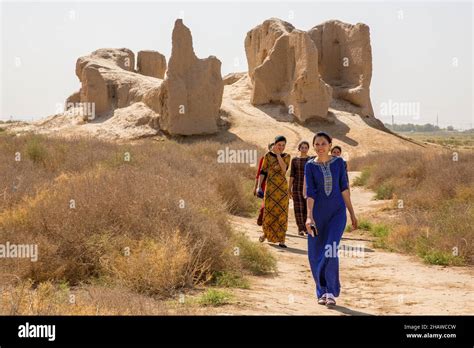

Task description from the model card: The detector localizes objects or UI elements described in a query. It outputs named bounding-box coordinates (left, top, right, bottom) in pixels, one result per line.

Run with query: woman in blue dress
left=304, top=132, right=358, bottom=308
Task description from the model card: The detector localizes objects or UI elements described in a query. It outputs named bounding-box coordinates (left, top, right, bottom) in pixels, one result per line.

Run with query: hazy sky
left=1, top=0, right=473, bottom=129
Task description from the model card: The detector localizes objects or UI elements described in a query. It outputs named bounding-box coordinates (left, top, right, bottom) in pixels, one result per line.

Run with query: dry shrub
left=0, top=163, right=233, bottom=289
left=0, top=134, right=121, bottom=212
left=0, top=134, right=271, bottom=299
left=0, top=279, right=104, bottom=315
left=102, top=234, right=209, bottom=297
left=350, top=150, right=473, bottom=265
left=0, top=280, right=189, bottom=315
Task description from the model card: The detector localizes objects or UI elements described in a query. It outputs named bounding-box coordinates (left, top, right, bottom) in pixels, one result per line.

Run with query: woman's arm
left=304, top=162, right=317, bottom=236
left=257, top=174, right=265, bottom=191
left=339, top=158, right=357, bottom=229
left=344, top=161, right=351, bottom=196
left=342, top=190, right=357, bottom=230
left=256, top=154, right=268, bottom=193
left=306, top=197, right=315, bottom=236
left=253, top=156, right=264, bottom=195
left=288, top=158, right=295, bottom=198
left=289, top=158, right=296, bottom=199
left=276, top=154, right=287, bottom=173
left=303, top=176, right=307, bottom=199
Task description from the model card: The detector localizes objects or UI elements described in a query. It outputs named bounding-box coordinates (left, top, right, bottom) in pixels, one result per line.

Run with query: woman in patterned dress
left=253, top=142, right=274, bottom=225
left=256, top=135, right=291, bottom=248
left=304, top=132, right=358, bottom=308
left=289, top=141, right=314, bottom=236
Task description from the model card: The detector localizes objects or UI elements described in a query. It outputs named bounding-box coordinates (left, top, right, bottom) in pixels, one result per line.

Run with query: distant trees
left=384, top=123, right=458, bottom=132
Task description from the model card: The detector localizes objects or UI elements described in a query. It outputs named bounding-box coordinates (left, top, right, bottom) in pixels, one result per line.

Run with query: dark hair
left=274, top=135, right=287, bottom=144
left=331, top=145, right=342, bottom=153
left=268, top=142, right=274, bottom=150
left=298, top=141, right=310, bottom=150
left=313, top=131, right=332, bottom=145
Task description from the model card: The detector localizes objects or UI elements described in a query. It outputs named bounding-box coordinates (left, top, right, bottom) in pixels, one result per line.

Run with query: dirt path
left=223, top=172, right=474, bottom=315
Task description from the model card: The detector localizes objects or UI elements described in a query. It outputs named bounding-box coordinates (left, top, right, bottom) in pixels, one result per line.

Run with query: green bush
left=233, top=233, right=277, bottom=275
left=26, top=136, right=48, bottom=164
left=358, top=219, right=373, bottom=231
left=197, top=289, right=233, bottom=306
left=352, top=169, right=370, bottom=186
left=212, top=271, right=250, bottom=289
left=420, top=250, right=465, bottom=266
left=375, top=184, right=394, bottom=200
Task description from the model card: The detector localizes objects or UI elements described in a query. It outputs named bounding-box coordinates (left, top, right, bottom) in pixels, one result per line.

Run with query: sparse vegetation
left=358, top=219, right=373, bottom=231
left=350, top=150, right=473, bottom=265
left=375, top=183, right=394, bottom=200
left=346, top=219, right=391, bottom=249
left=232, top=232, right=278, bottom=275
left=197, top=289, right=233, bottom=306
left=352, top=168, right=371, bottom=186
left=384, top=122, right=451, bottom=133
left=419, top=250, right=465, bottom=266
left=395, top=130, right=474, bottom=151
left=212, top=271, right=250, bottom=289
left=25, top=135, right=48, bottom=164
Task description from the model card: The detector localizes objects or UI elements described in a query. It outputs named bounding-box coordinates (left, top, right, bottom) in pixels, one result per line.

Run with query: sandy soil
left=221, top=75, right=427, bottom=158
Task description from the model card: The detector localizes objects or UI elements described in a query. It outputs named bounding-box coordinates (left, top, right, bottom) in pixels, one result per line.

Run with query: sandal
left=258, top=235, right=265, bottom=243
left=278, top=243, right=287, bottom=248
left=317, top=296, right=327, bottom=305
left=326, top=297, right=336, bottom=308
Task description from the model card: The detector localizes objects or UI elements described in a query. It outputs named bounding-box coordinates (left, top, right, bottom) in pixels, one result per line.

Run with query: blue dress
left=304, top=156, right=349, bottom=298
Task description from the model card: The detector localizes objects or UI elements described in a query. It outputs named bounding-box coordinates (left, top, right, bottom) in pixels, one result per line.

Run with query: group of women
left=253, top=132, right=358, bottom=308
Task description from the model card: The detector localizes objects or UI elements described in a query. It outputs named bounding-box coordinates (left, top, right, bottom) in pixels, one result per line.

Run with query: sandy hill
left=219, top=73, right=424, bottom=158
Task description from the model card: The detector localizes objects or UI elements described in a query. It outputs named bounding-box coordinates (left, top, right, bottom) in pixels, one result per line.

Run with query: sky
left=1, top=0, right=473, bottom=129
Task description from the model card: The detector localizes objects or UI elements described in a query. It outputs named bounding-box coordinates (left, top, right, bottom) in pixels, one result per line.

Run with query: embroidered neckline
left=311, top=156, right=338, bottom=196
left=314, top=156, right=337, bottom=165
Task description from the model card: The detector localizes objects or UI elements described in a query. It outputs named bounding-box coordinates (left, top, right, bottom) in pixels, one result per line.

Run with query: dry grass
left=0, top=280, right=199, bottom=315
left=350, top=150, right=473, bottom=265
left=0, top=133, right=271, bottom=313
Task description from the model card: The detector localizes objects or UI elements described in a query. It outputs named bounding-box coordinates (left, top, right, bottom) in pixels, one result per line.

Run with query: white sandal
left=326, top=297, right=336, bottom=308
left=317, top=294, right=327, bottom=305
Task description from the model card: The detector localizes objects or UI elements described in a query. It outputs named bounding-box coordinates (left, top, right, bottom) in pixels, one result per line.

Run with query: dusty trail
left=222, top=172, right=473, bottom=315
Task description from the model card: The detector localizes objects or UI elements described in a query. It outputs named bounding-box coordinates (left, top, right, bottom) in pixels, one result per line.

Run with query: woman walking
left=331, top=145, right=349, bottom=189
left=253, top=142, right=274, bottom=225
left=256, top=135, right=291, bottom=248
left=289, top=141, right=314, bottom=236
left=304, top=132, right=358, bottom=308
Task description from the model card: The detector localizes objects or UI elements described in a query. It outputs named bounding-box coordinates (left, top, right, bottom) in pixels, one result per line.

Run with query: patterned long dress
left=260, top=152, right=291, bottom=243
left=255, top=156, right=267, bottom=225
left=304, top=156, right=349, bottom=298
left=290, top=156, right=315, bottom=232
